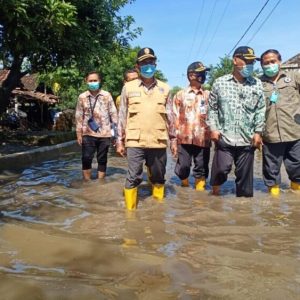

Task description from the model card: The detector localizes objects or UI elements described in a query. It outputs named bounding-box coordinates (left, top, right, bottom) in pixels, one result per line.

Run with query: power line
left=185, top=0, right=205, bottom=65
left=202, top=0, right=231, bottom=60
left=246, top=0, right=282, bottom=44
left=195, top=0, right=218, bottom=58
left=227, top=0, right=271, bottom=55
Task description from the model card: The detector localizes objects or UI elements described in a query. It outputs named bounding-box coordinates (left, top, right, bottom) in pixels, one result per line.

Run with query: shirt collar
left=228, top=73, right=256, bottom=85
left=187, top=85, right=204, bottom=95
left=138, top=78, right=158, bottom=90
left=87, top=90, right=103, bottom=98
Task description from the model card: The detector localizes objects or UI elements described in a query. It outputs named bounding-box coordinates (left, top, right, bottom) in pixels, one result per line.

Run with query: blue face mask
left=88, top=82, right=100, bottom=91
left=140, top=64, right=156, bottom=78
left=263, top=63, right=279, bottom=77
left=239, top=64, right=254, bottom=78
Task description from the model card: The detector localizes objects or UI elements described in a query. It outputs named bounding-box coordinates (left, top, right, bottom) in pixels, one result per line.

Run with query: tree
left=39, top=45, right=168, bottom=109
left=0, top=0, right=140, bottom=113
left=207, top=55, right=233, bottom=88
left=170, top=85, right=182, bottom=98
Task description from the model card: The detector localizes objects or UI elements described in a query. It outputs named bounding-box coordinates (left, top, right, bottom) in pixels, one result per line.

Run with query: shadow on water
left=0, top=149, right=300, bottom=299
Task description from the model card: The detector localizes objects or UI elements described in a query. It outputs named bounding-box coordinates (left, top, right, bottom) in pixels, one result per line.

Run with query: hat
left=233, top=46, right=259, bottom=61
left=137, top=47, right=157, bottom=62
left=187, top=61, right=210, bottom=73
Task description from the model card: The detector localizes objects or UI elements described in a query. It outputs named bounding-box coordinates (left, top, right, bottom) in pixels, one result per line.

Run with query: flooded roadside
left=0, top=150, right=300, bottom=299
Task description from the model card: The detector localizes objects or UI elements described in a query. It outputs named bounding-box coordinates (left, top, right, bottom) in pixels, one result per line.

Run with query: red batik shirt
left=172, top=86, right=210, bottom=147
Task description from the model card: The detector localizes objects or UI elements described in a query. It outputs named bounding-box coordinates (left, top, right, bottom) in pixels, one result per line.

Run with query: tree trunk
left=0, top=58, right=24, bottom=114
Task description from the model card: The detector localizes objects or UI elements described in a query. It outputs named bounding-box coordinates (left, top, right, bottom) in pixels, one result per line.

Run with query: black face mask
left=195, top=72, right=206, bottom=84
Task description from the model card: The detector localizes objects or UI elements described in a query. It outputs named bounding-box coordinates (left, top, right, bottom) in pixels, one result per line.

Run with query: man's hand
left=252, top=133, right=262, bottom=149
left=210, top=130, right=221, bottom=142
left=77, top=136, right=82, bottom=146
left=116, top=144, right=126, bottom=157
left=170, top=143, right=178, bottom=158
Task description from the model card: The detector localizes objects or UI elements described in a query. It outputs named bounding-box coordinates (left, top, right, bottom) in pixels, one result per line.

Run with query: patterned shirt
left=207, top=74, right=265, bottom=146
left=117, top=79, right=176, bottom=147
left=75, top=90, right=118, bottom=138
left=173, top=86, right=210, bottom=147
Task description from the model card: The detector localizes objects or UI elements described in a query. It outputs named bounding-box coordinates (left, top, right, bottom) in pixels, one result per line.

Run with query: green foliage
left=170, top=85, right=182, bottom=97
left=0, top=0, right=141, bottom=113
left=100, top=45, right=139, bottom=99
left=155, top=69, right=168, bottom=83
left=39, top=45, right=169, bottom=108
left=0, top=0, right=77, bottom=60
left=38, top=66, right=85, bottom=110
left=207, top=56, right=233, bottom=86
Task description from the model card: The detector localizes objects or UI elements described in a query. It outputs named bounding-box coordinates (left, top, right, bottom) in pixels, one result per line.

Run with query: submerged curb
left=0, top=140, right=80, bottom=171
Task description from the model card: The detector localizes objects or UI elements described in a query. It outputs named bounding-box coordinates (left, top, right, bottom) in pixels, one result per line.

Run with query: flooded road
left=0, top=149, right=300, bottom=299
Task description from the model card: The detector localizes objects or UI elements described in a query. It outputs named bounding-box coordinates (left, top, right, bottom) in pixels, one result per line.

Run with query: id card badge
left=270, top=91, right=279, bottom=104
left=200, top=106, right=206, bottom=114
left=199, top=99, right=206, bottom=114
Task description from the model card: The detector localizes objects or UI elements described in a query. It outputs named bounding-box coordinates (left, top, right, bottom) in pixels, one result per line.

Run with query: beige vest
left=125, top=79, right=170, bottom=148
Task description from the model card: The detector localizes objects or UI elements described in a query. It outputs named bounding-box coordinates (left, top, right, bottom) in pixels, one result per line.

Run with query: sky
left=120, top=0, right=300, bottom=88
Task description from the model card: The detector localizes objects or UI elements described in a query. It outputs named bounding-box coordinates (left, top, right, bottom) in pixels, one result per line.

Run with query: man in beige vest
left=116, top=47, right=177, bottom=210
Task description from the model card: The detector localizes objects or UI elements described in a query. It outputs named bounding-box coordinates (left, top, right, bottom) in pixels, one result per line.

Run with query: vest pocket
left=126, top=128, right=140, bottom=140
left=156, top=128, right=168, bottom=140
left=128, top=106, right=139, bottom=114
left=157, top=104, right=166, bottom=114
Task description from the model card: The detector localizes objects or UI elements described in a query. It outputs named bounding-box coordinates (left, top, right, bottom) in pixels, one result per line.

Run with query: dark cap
left=187, top=61, right=210, bottom=73
left=137, top=47, right=157, bottom=62
left=233, top=46, right=259, bottom=61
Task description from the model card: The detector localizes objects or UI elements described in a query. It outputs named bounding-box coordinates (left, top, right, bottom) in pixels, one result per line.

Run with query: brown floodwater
left=0, top=148, right=300, bottom=300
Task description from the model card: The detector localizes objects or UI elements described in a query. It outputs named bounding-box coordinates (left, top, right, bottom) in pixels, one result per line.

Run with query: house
left=281, top=53, right=300, bottom=72
left=0, top=70, right=59, bottom=128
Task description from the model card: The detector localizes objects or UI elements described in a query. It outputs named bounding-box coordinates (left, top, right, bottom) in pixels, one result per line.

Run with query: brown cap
left=137, top=47, right=157, bottom=62
left=233, top=46, right=259, bottom=61
left=187, top=61, right=210, bottom=73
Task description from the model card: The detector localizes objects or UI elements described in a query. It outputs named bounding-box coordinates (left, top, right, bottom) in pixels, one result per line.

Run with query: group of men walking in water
left=75, top=45, right=300, bottom=210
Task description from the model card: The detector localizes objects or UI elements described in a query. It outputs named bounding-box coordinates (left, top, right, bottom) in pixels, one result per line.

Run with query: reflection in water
left=0, top=150, right=300, bottom=299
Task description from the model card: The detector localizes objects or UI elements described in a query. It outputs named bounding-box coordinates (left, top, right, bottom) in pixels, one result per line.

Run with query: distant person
left=115, top=69, right=139, bottom=111
left=116, top=47, right=177, bottom=210
left=75, top=71, right=118, bottom=180
left=172, top=61, right=211, bottom=190
left=207, top=46, right=265, bottom=197
left=260, top=49, right=300, bottom=196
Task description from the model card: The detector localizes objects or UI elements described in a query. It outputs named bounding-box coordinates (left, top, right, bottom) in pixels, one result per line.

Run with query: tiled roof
left=0, top=69, right=58, bottom=103
left=283, top=53, right=300, bottom=65
left=12, top=89, right=58, bottom=104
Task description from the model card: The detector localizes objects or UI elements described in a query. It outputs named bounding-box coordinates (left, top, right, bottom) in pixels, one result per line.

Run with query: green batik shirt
left=207, top=74, right=266, bottom=146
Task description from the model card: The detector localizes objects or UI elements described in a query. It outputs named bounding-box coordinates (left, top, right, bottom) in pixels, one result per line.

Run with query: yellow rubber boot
left=124, top=187, right=138, bottom=210
left=181, top=178, right=189, bottom=187
left=291, top=181, right=300, bottom=191
left=268, top=185, right=280, bottom=196
left=152, top=184, right=164, bottom=201
left=212, top=185, right=220, bottom=195
left=195, top=177, right=206, bottom=191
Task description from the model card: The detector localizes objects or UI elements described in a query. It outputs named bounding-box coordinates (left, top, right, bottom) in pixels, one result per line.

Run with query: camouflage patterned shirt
left=207, top=74, right=265, bottom=146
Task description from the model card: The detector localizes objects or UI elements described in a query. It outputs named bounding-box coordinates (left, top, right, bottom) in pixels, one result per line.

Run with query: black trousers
left=175, top=144, right=210, bottom=180
left=210, top=139, right=255, bottom=197
left=125, top=147, right=167, bottom=189
left=263, top=140, right=300, bottom=186
left=81, top=136, right=111, bottom=171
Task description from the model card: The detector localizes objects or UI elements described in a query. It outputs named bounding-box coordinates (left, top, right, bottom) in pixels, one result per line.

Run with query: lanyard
left=88, top=95, right=100, bottom=117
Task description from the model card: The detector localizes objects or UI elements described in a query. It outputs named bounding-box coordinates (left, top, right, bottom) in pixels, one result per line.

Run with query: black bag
left=88, top=95, right=101, bottom=132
